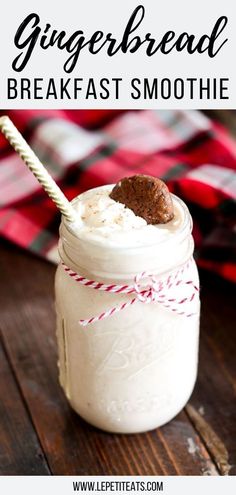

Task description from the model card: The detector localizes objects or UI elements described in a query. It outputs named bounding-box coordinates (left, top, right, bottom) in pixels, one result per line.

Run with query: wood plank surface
left=187, top=273, right=236, bottom=475
left=0, top=241, right=221, bottom=475
left=0, top=333, right=50, bottom=474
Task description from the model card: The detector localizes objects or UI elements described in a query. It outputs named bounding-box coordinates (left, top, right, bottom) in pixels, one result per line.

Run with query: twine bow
left=62, top=258, right=199, bottom=327
left=133, top=272, right=160, bottom=303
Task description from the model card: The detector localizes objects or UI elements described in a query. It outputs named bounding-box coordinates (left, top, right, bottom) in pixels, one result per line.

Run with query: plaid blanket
left=0, top=109, right=235, bottom=283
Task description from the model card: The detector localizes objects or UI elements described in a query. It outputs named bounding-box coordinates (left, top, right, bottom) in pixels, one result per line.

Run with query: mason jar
left=55, top=187, right=200, bottom=433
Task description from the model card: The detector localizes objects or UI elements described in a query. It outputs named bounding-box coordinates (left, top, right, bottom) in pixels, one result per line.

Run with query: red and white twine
left=62, top=258, right=199, bottom=327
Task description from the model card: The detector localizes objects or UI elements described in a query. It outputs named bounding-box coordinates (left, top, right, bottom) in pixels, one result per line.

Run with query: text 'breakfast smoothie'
left=55, top=176, right=200, bottom=433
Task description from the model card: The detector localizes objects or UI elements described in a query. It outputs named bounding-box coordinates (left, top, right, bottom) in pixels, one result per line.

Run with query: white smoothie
left=55, top=185, right=200, bottom=433
left=69, top=185, right=184, bottom=246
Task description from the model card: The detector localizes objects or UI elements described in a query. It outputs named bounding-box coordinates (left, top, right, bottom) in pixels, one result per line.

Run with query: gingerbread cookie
left=110, top=175, right=174, bottom=224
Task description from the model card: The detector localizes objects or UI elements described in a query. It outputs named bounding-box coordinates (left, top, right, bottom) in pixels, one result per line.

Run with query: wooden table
left=0, top=109, right=236, bottom=476
left=0, top=239, right=235, bottom=476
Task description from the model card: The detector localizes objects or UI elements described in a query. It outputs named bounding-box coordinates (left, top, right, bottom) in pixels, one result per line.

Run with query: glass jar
left=55, top=192, right=200, bottom=433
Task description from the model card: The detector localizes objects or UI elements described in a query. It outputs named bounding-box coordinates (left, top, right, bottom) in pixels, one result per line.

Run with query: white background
left=0, top=476, right=236, bottom=494
left=0, top=0, right=235, bottom=108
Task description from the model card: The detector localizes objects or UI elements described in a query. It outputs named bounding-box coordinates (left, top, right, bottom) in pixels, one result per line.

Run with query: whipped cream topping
left=68, top=185, right=185, bottom=247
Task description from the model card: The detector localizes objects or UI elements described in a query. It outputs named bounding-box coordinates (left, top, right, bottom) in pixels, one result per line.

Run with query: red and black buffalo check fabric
left=0, top=109, right=235, bottom=282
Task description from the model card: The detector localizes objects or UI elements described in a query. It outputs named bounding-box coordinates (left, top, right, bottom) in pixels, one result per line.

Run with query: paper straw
left=0, top=116, right=77, bottom=223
